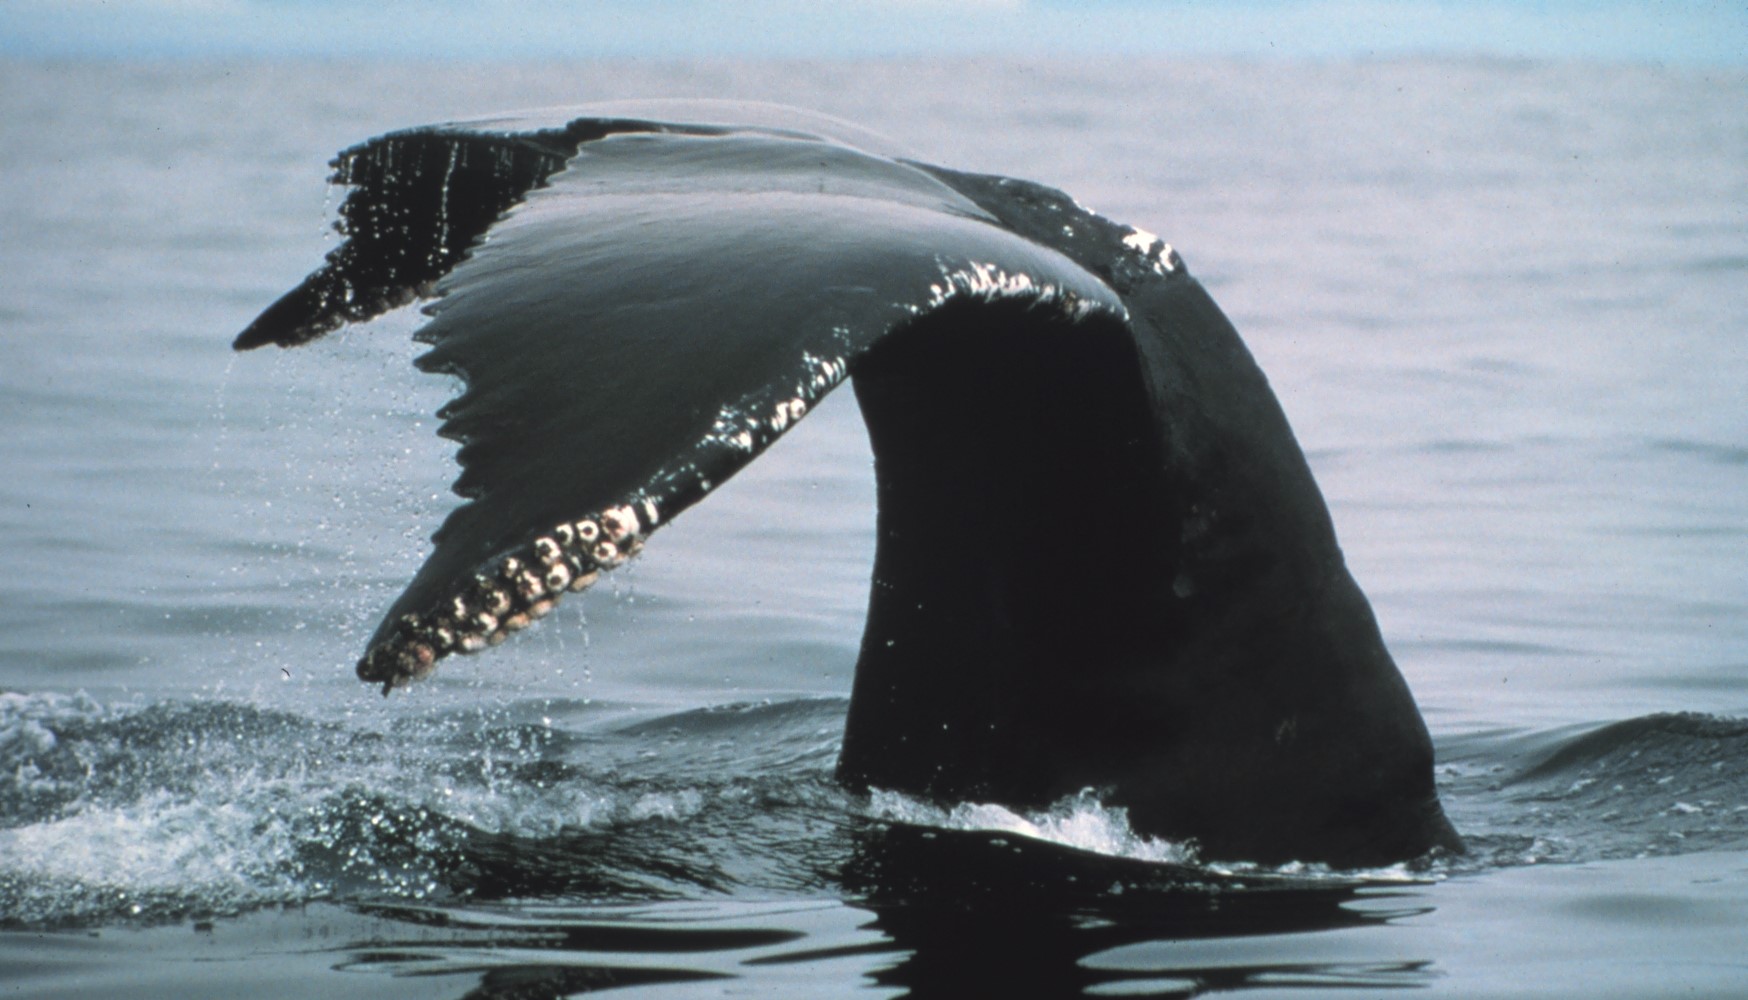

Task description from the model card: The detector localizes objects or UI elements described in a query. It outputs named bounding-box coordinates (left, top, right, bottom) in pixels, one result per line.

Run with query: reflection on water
left=219, top=839, right=1431, bottom=1000
left=13, top=848, right=1746, bottom=997
left=844, top=827, right=1430, bottom=998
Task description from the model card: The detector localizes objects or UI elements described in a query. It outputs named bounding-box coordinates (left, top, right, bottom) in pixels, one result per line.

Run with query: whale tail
left=237, top=102, right=1460, bottom=866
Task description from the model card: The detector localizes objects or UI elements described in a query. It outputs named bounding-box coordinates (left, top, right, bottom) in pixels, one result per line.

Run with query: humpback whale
left=236, top=101, right=1461, bottom=867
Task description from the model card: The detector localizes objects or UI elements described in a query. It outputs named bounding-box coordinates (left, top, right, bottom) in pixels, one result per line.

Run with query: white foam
left=864, top=787, right=1435, bottom=883
left=866, top=787, right=1199, bottom=865
left=2, top=790, right=290, bottom=893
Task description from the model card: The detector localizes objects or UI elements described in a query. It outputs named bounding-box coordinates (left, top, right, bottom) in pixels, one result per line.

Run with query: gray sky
left=3, top=0, right=1744, bottom=64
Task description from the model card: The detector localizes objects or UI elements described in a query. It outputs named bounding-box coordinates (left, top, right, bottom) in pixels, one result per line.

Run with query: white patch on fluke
left=710, top=407, right=764, bottom=453
left=928, top=260, right=1038, bottom=305
left=919, top=259, right=1107, bottom=322
left=1121, top=226, right=1179, bottom=276
left=803, top=352, right=849, bottom=392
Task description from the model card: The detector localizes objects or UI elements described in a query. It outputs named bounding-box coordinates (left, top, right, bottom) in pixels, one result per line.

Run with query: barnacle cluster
left=357, top=499, right=659, bottom=693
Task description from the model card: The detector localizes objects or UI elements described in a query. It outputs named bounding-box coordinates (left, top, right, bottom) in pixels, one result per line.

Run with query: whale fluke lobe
left=238, top=101, right=1460, bottom=866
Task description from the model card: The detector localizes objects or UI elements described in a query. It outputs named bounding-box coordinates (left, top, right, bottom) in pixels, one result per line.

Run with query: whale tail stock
left=236, top=103, right=1461, bottom=866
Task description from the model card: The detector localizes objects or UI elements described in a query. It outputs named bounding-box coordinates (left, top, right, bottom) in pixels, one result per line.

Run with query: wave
left=0, top=691, right=845, bottom=925
left=1649, top=437, right=1748, bottom=468
left=6, top=692, right=1748, bottom=926
left=1436, top=712, right=1748, bottom=868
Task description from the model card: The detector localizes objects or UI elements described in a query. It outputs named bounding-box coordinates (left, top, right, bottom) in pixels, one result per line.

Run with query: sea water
left=1, top=58, right=1745, bottom=996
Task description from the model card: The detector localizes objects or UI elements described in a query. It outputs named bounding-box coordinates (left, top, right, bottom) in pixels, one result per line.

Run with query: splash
left=865, top=787, right=1198, bottom=866
left=0, top=691, right=806, bottom=926
left=864, top=786, right=1432, bottom=884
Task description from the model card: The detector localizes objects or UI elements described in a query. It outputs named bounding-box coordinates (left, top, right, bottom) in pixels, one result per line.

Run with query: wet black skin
left=842, top=290, right=1456, bottom=867
left=237, top=102, right=1461, bottom=866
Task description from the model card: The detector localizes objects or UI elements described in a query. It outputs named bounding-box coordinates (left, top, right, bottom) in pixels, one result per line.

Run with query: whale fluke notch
left=237, top=102, right=1460, bottom=866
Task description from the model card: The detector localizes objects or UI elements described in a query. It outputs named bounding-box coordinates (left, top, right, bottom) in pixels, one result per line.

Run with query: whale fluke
left=237, top=102, right=1460, bottom=866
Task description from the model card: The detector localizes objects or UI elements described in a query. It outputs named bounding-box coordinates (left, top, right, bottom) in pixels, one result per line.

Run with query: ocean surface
left=2, top=57, right=1746, bottom=997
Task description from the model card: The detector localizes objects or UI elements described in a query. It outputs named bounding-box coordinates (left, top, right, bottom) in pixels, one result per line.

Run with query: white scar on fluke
left=1121, top=227, right=1180, bottom=276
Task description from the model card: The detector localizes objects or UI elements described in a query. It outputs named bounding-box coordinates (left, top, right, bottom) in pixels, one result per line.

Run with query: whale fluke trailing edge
left=236, top=101, right=1461, bottom=866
